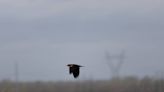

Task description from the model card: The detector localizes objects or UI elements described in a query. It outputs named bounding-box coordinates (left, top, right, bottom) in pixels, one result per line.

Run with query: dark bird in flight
left=67, top=64, right=83, bottom=78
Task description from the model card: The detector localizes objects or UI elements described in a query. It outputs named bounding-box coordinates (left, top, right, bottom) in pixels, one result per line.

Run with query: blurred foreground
left=0, top=76, right=164, bottom=92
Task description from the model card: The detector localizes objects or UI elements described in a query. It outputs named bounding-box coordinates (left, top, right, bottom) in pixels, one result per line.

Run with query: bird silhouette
left=67, top=64, right=83, bottom=78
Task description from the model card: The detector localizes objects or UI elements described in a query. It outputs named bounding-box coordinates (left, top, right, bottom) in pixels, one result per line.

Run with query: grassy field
left=0, top=76, right=164, bottom=92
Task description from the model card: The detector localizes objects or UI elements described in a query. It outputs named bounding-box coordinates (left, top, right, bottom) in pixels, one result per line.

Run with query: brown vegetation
left=0, top=76, right=164, bottom=92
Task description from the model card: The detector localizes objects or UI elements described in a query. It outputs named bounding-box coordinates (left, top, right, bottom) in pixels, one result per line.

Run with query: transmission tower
left=105, top=50, right=125, bottom=78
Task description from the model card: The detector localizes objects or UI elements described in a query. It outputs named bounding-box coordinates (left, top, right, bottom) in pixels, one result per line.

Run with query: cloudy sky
left=0, top=0, right=164, bottom=81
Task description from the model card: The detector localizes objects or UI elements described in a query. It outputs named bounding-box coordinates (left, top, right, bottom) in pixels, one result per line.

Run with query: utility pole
left=14, top=61, right=19, bottom=92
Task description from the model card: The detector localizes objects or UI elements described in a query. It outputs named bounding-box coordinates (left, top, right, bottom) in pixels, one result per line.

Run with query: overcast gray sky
left=0, top=0, right=164, bottom=81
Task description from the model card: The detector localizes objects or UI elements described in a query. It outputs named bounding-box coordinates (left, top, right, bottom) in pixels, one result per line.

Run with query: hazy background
left=0, top=0, right=164, bottom=81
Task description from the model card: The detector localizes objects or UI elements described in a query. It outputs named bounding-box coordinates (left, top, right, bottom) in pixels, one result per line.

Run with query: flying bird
left=67, top=64, right=83, bottom=78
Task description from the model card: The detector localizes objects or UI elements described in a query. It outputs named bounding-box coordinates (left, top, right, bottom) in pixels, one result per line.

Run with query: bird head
left=67, top=64, right=72, bottom=67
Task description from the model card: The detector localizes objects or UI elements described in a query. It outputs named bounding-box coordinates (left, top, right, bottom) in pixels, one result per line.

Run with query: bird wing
left=72, top=66, right=80, bottom=78
left=69, top=67, right=73, bottom=74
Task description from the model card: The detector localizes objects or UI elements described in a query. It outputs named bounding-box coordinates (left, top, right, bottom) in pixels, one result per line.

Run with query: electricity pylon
left=105, top=50, right=125, bottom=78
